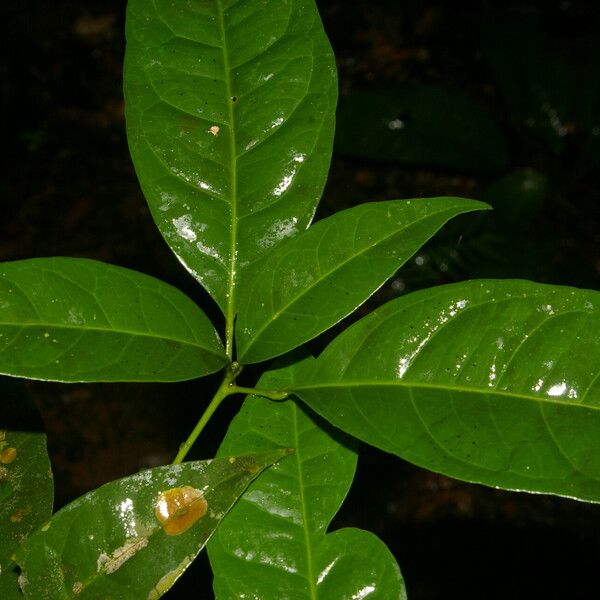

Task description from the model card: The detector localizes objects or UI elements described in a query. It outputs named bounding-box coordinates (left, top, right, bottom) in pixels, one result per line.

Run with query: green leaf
left=15, top=450, right=291, bottom=599
left=293, top=280, right=600, bottom=502
left=208, top=359, right=406, bottom=599
left=0, top=378, right=53, bottom=598
left=0, top=258, right=227, bottom=382
left=124, top=0, right=337, bottom=318
left=236, top=197, right=489, bottom=363
left=335, top=86, right=509, bottom=174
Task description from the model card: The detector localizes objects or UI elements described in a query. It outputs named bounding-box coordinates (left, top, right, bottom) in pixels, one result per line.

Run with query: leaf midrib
left=292, top=404, right=317, bottom=600
left=293, top=380, right=599, bottom=411
left=0, top=321, right=224, bottom=357
left=215, top=0, right=238, bottom=359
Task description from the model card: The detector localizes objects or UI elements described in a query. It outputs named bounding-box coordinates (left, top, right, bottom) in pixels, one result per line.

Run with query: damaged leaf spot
left=154, top=486, right=208, bottom=536
left=147, top=555, right=192, bottom=600
left=10, top=506, right=31, bottom=523
left=97, top=537, right=149, bottom=574
left=208, top=125, right=220, bottom=136
left=72, top=581, right=83, bottom=595
left=0, top=447, right=17, bottom=464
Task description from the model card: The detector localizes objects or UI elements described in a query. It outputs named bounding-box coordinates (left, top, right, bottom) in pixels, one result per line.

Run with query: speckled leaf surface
left=236, top=197, right=488, bottom=364
left=125, top=0, right=337, bottom=318
left=0, top=379, right=53, bottom=598
left=15, top=451, right=290, bottom=599
left=0, top=258, right=227, bottom=382
left=208, top=360, right=406, bottom=599
left=293, top=280, right=600, bottom=502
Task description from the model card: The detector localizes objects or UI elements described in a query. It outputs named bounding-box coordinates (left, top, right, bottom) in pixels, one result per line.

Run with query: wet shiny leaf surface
left=236, top=197, right=488, bottom=364
left=208, top=360, right=406, bottom=599
left=125, top=0, right=337, bottom=314
left=0, top=258, right=227, bottom=382
left=336, top=86, right=509, bottom=174
left=0, top=378, right=53, bottom=598
left=293, top=280, right=600, bottom=502
left=15, top=451, right=290, bottom=599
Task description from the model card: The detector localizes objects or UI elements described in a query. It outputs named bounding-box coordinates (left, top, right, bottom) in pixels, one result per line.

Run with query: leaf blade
left=124, top=0, right=337, bottom=316
left=292, top=280, right=600, bottom=502
left=15, top=451, right=290, bottom=599
left=208, top=359, right=406, bottom=599
left=236, top=197, right=489, bottom=363
left=0, top=379, right=53, bottom=598
left=0, top=258, right=226, bottom=382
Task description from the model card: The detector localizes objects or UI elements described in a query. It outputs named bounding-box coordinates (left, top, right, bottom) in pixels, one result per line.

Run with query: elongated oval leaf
left=236, top=197, right=489, bottom=363
left=0, top=258, right=226, bottom=382
left=293, top=280, right=600, bottom=502
left=0, top=379, right=53, bottom=598
left=208, top=360, right=406, bottom=599
left=125, top=0, right=337, bottom=317
left=15, top=450, right=290, bottom=599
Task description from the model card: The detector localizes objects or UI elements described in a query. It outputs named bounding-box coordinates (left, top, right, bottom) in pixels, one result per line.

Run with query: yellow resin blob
left=154, top=486, right=207, bottom=536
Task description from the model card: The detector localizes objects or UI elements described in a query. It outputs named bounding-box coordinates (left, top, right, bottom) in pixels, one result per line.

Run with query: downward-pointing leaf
left=0, top=258, right=226, bottom=382
left=236, top=197, right=488, bottom=364
left=125, top=0, right=337, bottom=318
left=0, top=379, right=53, bottom=598
left=208, top=359, right=406, bottom=599
left=293, top=280, right=600, bottom=502
left=15, top=450, right=290, bottom=600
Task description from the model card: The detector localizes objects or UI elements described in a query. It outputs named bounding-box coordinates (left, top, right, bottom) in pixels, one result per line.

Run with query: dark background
left=1, top=1, right=600, bottom=598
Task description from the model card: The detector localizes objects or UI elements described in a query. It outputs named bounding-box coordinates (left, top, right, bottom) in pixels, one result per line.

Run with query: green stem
left=172, top=363, right=289, bottom=464
left=231, top=385, right=289, bottom=401
left=172, top=362, right=241, bottom=464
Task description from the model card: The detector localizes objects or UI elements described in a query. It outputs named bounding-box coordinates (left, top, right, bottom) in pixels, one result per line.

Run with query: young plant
left=1, top=1, right=600, bottom=598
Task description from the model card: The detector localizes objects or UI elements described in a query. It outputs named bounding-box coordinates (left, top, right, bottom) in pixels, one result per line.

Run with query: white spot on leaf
left=97, top=537, right=149, bottom=574
left=172, top=215, right=197, bottom=242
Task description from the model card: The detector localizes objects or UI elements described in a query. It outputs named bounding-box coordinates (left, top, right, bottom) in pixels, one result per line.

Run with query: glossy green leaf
left=0, top=378, right=53, bottom=598
left=208, top=359, right=406, bottom=599
left=0, top=258, right=227, bottom=382
left=15, top=450, right=291, bottom=599
left=236, top=197, right=489, bottom=363
left=293, top=280, right=600, bottom=502
left=335, top=86, right=509, bottom=174
left=125, top=0, right=337, bottom=317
